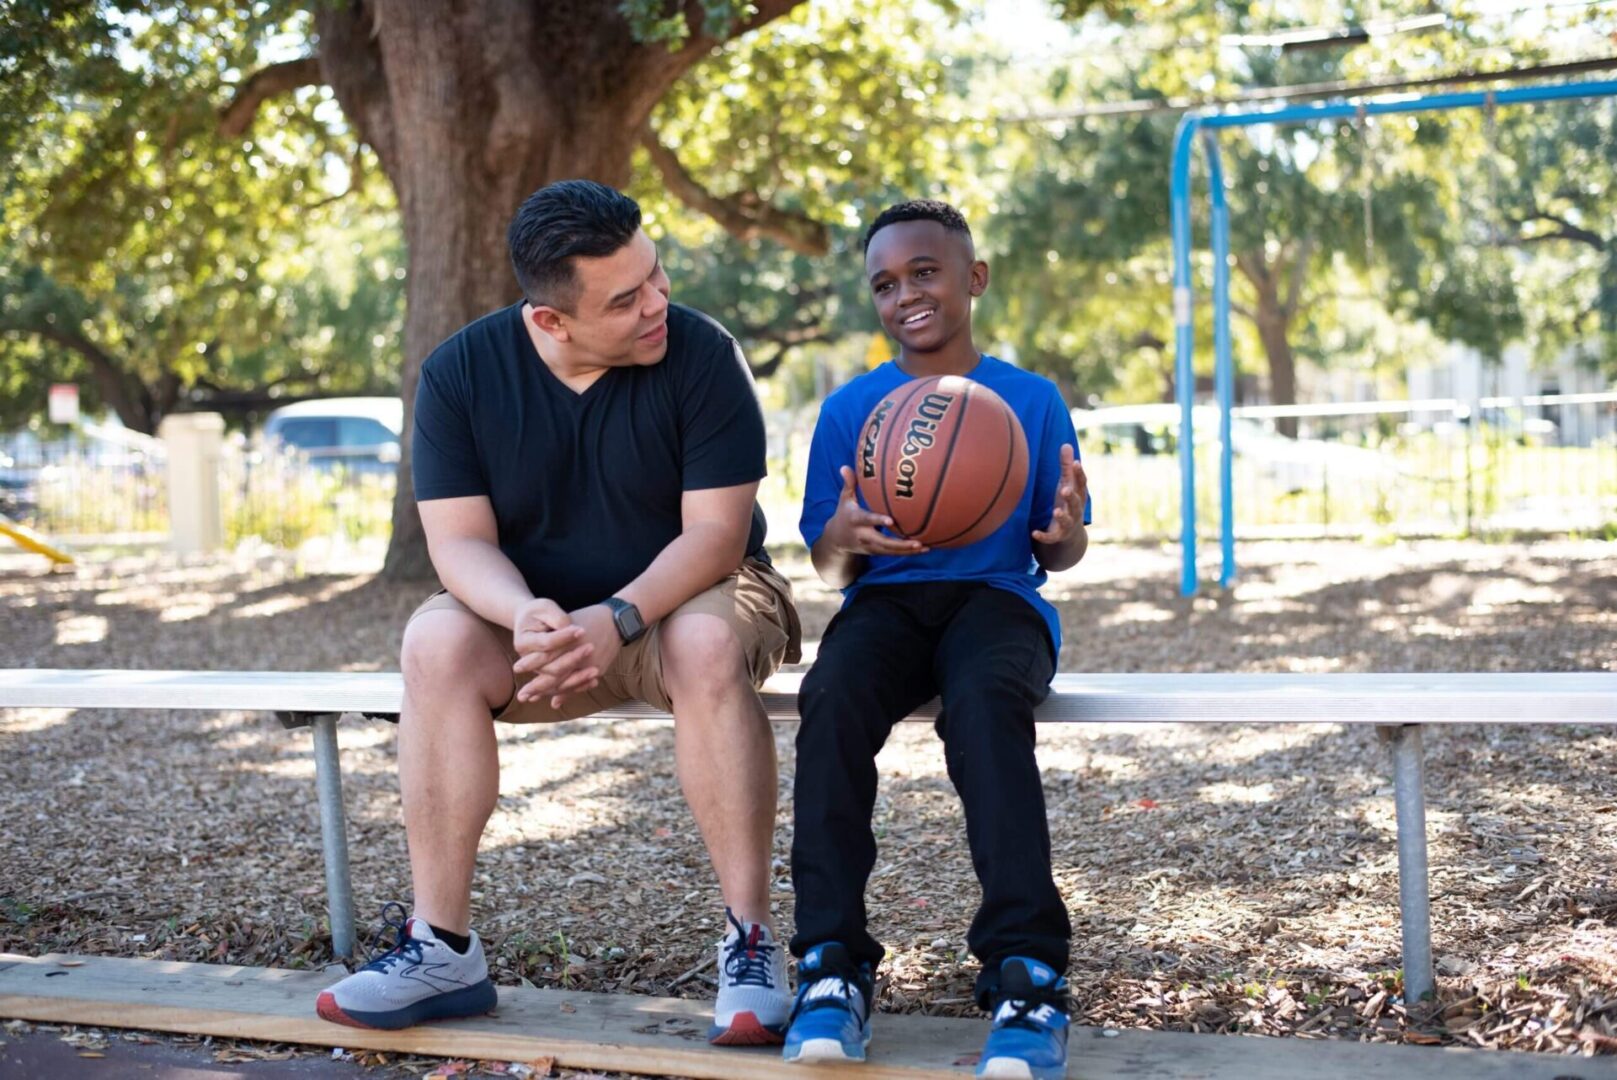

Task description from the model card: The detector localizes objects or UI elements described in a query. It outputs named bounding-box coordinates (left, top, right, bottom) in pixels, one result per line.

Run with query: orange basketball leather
left=856, top=375, right=1029, bottom=549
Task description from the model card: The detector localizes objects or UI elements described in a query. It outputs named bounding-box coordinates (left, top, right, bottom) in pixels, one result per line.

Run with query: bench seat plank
left=1, top=669, right=1614, bottom=724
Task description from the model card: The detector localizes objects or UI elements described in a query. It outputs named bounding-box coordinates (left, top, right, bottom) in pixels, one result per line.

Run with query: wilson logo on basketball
left=894, top=392, right=956, bottom=500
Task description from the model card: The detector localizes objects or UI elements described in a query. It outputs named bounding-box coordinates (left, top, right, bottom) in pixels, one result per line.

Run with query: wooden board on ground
left=2, top=954, right=1610, bottom=1079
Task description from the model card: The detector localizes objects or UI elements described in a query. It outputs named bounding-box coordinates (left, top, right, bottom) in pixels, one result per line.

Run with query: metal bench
left=2, top=667, right=1614, bottom=1005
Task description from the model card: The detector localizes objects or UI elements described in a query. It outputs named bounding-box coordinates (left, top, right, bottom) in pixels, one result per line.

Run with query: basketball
left=855, top=375, right=1029, bottom=549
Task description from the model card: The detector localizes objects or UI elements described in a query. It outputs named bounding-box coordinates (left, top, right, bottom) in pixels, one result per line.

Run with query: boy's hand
left=823, top=466, right=929, bottom=557
left=1031, top=444, right=1088, bottom=545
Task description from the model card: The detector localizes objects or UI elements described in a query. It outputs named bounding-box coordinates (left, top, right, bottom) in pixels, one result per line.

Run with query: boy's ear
left=970, top=259, right=989, bottom=297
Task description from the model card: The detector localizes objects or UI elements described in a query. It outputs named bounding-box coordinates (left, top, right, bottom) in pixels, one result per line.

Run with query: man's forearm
left=810, top=534, right=866, bottom=590
left=428, top=536, right=534, bottom=629
left=614, top=521, right=748, bottom=624
left=1035, top=524, right=1088, bottom=572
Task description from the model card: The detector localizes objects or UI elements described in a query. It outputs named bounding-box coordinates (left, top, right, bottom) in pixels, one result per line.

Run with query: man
left=316, top=180, right=800, bottom=1047
left=784, top=200, right=1088, bottom=1080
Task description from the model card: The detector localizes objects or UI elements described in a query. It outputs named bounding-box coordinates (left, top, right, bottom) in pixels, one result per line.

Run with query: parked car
left=0, top=449, right=37, bottom=520
left=263, top=398, right=403, bottom=473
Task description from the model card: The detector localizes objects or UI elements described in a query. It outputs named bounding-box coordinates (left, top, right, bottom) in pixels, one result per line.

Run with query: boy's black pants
left=789, top=581, right=1071, bottom=999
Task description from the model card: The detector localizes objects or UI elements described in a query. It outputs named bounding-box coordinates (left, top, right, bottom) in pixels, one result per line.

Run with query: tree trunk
left=1253, top=285, right=1299, bottom=438
left=1234, top=248, right=1302, bottom=438
left=313, top=0, right=805, bottom=580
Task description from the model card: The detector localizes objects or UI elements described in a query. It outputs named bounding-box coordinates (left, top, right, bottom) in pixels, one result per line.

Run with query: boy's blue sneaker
left=782, top=942, right=874, bottom=1064
left=976, top=957, right=1070, bottom=1080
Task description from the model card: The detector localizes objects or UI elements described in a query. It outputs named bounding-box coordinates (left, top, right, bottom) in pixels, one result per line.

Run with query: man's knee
left=660, top=613, right=748, bottom=697
left=401, top=612, right=510, bottom=712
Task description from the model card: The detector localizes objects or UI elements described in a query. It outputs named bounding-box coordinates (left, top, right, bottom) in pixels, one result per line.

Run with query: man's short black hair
left=863, top=199, right=972, bottom=252
left=507, top=179, right=642, bottom=312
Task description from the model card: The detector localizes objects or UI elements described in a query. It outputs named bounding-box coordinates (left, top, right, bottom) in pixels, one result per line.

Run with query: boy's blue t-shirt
left=800, top=355, right=1089, bottom=655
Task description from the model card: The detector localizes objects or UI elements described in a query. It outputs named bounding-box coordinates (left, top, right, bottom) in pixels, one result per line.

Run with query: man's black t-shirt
left=412, top=302, right=769, bottom=612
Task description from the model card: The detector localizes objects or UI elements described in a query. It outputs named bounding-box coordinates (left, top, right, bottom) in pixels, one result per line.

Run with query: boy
left=784, top=200, right=1089, bottom=1080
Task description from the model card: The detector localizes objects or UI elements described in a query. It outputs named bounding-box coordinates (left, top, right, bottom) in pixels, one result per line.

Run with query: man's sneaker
left=976, top=957, right=1070, bottom=1080
left=709, top=909, right=791, bottom=1045
left=315, top=906, right=497, bottom=1030
left=782, top=942, right=874, bottom=1064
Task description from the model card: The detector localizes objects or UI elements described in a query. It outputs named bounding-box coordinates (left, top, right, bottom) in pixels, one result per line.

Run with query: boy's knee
left=939, top=677, right=1039, bottom=734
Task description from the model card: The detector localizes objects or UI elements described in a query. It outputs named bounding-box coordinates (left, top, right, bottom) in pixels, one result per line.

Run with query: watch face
left=615, top=603, right=645, bottom=642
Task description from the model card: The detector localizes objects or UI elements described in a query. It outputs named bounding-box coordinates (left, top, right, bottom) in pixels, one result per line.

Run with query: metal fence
left=0, top=425, right=169, bottom=544
left=218, top=439, right=395, bottom=553
left=1075, top=393, right=1617, bottom=541
left=0, top=427, right=394, bottom=555
left=4, top=393, right=1610, bottom=557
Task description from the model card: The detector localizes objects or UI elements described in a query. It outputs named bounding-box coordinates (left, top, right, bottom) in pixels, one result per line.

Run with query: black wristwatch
left=602, top=597, right=647, bottom=645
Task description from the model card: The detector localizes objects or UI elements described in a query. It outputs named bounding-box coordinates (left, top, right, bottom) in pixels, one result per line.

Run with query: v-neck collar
left=515, top=303, right=618, bottom=403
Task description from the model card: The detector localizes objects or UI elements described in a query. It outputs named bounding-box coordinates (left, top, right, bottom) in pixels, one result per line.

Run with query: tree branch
left=1506, top=211, right=1606, bottom=251
left=218, top=56, right=325, bottom=137
left=737, top=286, right=837, bottom=340
left=1232, top=249, right=1270, bottom=291
left=315, top=3, right=400, bottom=182
left=640, top=124, right=829, bottom=255
left=657, top=0, right=810, bottom=71
left=746, top=330, right=838, bottom=380
left=17, top=323, right=154, bottom=433
left=747, top=322, right=838, bottom=352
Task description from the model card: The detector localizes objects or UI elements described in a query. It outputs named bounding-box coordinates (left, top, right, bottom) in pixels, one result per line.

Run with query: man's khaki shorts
left=408, top=557, right=801, bottom=724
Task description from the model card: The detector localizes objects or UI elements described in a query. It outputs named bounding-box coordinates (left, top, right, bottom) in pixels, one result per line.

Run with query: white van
left=262, top=397, right=403, bottom=472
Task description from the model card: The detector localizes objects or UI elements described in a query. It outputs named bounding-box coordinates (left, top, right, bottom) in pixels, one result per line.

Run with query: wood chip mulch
left=1, top=537, right=1613, bottom=1076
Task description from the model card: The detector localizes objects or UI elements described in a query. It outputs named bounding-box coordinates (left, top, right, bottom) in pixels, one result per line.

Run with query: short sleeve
left=1031, top=385, right=1091, bottom=528
left=411, top=355, right=486, bottom=501
left=799, top=395, right=857, bottom=551
left=678, top=332, right=768, bottom=491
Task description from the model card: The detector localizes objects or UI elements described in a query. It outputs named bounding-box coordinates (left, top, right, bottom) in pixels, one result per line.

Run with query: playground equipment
left=1169, top=78, right=1617, bottom=596
left=0, top=513, right=73, bottom=566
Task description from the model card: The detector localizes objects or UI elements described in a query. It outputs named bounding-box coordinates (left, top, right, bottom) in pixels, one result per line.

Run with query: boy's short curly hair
left=863, top=199, right=971, bottom=252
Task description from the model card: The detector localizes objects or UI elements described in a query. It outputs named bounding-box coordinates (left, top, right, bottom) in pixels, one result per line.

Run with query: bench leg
left=311, top=713, right=357, bottom=961
left=1383, top=722, right=1435, bottom=1004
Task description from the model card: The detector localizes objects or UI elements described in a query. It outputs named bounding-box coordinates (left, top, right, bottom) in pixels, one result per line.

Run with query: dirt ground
left=1, top=536, right=1614, bottom=1077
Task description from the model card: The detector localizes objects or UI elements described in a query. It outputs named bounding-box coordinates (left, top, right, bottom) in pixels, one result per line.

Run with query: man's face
left=552, top=229, right=671, bottom=366
left=864, top=220, right=986, bottom=356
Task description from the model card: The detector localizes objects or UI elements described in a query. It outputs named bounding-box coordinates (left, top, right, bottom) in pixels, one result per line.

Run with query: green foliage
left=637, top=0, right=974, bottom=371
left=970, top=0, right=1616, bottom=403
left=0, top=4, right=403, bottom=431
left=619, top=0, right=752, bottom=46
left=4, top=0, right=1612, bottom=442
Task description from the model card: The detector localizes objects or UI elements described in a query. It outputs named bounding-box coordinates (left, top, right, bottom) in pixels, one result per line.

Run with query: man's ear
left=970, top=259, right=989, bottom=297
left=528, top=302, right=571, bottom=342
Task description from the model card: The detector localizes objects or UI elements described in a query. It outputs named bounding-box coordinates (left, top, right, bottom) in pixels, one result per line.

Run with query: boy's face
left=864, top=219, right=987, bottom=357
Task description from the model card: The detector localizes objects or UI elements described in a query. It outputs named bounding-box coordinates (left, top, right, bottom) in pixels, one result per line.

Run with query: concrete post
left=158, top=412, right=225, bottom=554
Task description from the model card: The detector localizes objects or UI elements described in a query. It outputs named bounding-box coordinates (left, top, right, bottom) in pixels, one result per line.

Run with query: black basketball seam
left=927, top=397, right=1019, bottom=547
left=911, top=384, right=972, bottom=539
left=876, top=378, right=934, bottom=528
